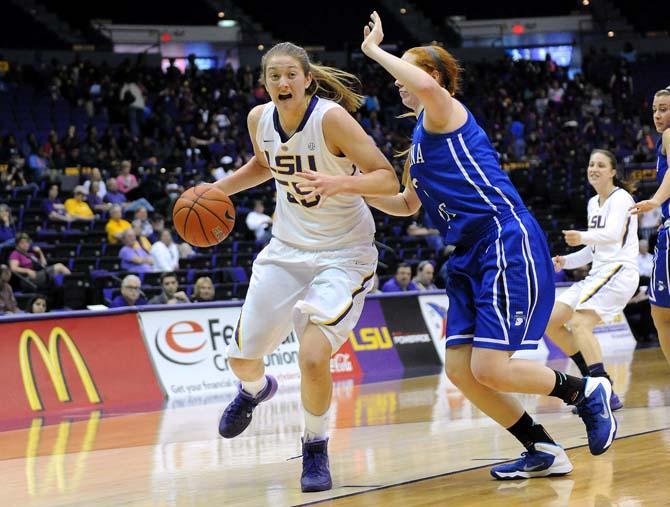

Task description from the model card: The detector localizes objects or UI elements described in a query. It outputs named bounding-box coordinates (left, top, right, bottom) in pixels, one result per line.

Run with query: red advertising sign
left=0, top=313, right=164, bottom=424
left=330, top=337, right=363, bottom=382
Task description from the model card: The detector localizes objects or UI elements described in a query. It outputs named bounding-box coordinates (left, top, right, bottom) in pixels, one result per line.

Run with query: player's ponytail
left=308, top=64, right=364, bottom=112
left=590, top=148, right=636, bottom=194
left=260, top=42, right=364, bottom=112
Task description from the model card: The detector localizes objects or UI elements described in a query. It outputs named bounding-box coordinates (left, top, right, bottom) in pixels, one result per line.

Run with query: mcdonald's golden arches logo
left=19, top=327, right=101, bottom=411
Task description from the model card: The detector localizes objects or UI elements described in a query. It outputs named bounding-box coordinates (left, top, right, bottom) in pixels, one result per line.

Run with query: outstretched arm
left=360, top=11, right=455, bottom=132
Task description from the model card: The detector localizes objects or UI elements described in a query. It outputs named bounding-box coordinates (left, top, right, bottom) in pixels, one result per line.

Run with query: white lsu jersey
left=565, top=187, right=639, bottom=274
left=256, top=96, right=375, bottom=250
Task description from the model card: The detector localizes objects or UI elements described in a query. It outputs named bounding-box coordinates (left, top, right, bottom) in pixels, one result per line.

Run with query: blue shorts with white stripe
left=444, top=210, right=555, bottom=351
left=650, top=227, right=670, bottom=308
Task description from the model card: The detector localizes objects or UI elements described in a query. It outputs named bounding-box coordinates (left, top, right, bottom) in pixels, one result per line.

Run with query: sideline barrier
left=0, top=286, right=637, bottom=423
left=0, top=310, right=164, bottom=429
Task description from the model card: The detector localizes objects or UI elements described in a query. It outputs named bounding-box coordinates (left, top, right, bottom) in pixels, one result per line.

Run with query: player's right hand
left=552, top=255, right=565, bottom=272
left=361, top=11, right=384, bottom=55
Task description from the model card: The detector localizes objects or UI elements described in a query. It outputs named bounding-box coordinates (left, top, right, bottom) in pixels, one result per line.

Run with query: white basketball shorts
left=226, top=238, right=377, bottom=359
left=557, top=264, right=639, bottom=323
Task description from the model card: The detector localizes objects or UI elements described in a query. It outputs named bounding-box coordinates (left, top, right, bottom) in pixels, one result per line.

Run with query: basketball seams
left=195, top=202, right=233, bottom=237
left=172, top=184, right=235, bottom=247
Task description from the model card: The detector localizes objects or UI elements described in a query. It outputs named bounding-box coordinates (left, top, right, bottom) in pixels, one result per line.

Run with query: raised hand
left=361, top=11, right=384, bottom=55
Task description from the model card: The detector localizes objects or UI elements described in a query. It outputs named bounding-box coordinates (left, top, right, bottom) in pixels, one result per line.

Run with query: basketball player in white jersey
left=547, top=149, right=639, bottom=410
left=213, top=42, right=399, bottom=492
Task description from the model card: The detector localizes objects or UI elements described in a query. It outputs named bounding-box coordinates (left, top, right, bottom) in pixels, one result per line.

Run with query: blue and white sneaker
left=301, top=437, right=332, bottom=492
left=491, top=443, right=573, bottom=480
left=576, top=376, right=618, bottom=455
left=218, top=375, right=278, bottom=438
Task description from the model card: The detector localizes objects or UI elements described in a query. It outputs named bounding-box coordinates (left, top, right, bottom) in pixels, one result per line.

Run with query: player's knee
left=445, top=357, right=474, bottom=388
left=298, top=349, right=330, bottom=377
left=470, top=360, right=507, bottom=391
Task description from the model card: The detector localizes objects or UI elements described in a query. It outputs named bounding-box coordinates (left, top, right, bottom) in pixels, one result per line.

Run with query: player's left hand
left=361, top=11, right=384, bottom=55
left=629, top=198, right=661, bottom=215
left=294, top=170, right=346, bottom=208
left=562, top=230, right=583, bottom=247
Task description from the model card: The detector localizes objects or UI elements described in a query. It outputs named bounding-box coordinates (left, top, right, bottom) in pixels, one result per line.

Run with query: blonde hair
left=260, top=42, right=363, bottom=112
left=192, top=276, right=213, bottom=299
left=654, top=87, right=670, bottom=98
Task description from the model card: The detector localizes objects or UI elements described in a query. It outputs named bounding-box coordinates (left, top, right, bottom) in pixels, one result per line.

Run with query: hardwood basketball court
left=2, top=347, right=668, bottom=506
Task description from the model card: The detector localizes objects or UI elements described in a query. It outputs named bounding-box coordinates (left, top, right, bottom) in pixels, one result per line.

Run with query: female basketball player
left=356, top=11, right=617, bottom=479
left=630, top=87, right=670, bottom=367
left=547, top=149, right=638, bottom=411
left=213, top=42, right=399, bottom=492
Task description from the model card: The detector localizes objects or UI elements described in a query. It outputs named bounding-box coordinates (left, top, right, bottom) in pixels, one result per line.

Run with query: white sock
left=241, top=376, right=267, bottom=397
left=303, top=408, right=329, bottom=442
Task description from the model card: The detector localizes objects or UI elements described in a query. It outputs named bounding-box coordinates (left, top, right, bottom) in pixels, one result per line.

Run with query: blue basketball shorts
left=650, top=226, right=670, bottom=308
left=444, top=211, right=555, bottom=351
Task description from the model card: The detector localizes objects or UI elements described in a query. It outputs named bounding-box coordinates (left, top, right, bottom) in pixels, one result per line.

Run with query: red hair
left=404, top=45, right=461, bottom=95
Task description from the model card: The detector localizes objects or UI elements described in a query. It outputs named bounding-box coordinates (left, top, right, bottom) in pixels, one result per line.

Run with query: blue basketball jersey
left=657, top=137, right=669, bottom=220
left=409, top=107, right=527, bottom=246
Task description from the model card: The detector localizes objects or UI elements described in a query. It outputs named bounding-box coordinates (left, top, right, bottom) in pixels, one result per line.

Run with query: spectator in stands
left=116, top=160, right=139, bottom=194
left=148, top=213, right=165, bottom=243
left=382, top=263, right=418, bottom=292
left=133, top=206, right=153, bottom=237
left=109, top=274, right=147, bottom=308
left=118, top=229, right=154, bottom=273
left=104, top=177, right=155, bottom=213
left=637, top=238, right=653, bottom=279
left=246, top=199, right=272, bottom=246
left=105, top=204, right=132, bottom=244
left=149, top=271, right=190, bottom=305
left=43, top=184, right=72, bottom=223
left=87, top=180, right=111, bottom=213
left=132, top=221, right=153, bottom=253
left=0, top=204, right=17, bottom=248
left=64, top=186, right=95, bottom=221
left=83, top=167, right=107, bottom=198
left=0, top=264, right=18, bottom=314
left=413, top=261, right=437, bottom=291
left=8, top=232, right=70, bottom=290
left=27, top=147, right=49, bottom=181
left=191, top=276, right=215, bottom=302
left=25, top=294, right=48, bottom=314
left=406, top=210, right=444, bottom=253
left=4, top=161, right=38, bottom=193
left=120, top=76, right=145, bottom=137
left=151, top=229, right=180, bottom=272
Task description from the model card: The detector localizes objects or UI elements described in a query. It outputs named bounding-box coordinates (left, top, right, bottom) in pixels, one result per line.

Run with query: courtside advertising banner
left=417, top=294, right=449, bottom=364
left=0, top=312, right=163, bottom=424
left=138, top=306, right=302, bottom=403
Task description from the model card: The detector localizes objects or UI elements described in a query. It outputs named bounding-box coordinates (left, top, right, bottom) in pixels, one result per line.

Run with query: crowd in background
left=0, top=50, right=661, bottom=342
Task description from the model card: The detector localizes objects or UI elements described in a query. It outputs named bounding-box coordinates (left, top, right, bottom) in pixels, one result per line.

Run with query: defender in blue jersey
left=630, top=87, right=670, bottom=367
left=359, top=11, right=617, bottom=479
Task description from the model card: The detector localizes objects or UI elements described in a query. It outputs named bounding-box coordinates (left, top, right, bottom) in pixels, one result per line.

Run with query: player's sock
left=570, top=351, right=590, bottom=376
left=241, top=376, right=268, bottom=397
left=304, top=408, right=329, bottom=442
left=587, top=362, right=612, bottom=385
left=549, top=370, right=586, bottom=405
left=506, top=411, right=556, bottom=451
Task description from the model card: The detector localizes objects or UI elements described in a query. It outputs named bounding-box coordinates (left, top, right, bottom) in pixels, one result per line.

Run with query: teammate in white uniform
left=213, top=42, right=399, bottom=492
left=547, top=149, right=639, bottom=410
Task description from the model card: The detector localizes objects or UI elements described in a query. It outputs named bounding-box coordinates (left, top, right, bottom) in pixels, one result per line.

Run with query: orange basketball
left=172, top=184, right=236, bottom=247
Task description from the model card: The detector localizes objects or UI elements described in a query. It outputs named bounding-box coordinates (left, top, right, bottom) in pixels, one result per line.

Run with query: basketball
left=172, top=184, right=236, bottom=247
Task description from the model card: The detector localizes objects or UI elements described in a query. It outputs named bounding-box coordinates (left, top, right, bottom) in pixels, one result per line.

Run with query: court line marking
left=292, top=425, right=670, bottom=507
